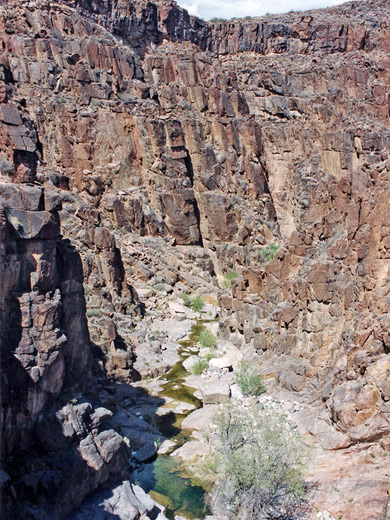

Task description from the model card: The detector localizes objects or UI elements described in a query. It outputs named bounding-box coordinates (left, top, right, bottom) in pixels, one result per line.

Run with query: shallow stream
left=132, top=321, right=211, bottom=520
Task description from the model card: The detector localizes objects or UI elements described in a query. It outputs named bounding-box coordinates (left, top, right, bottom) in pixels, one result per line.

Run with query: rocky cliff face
left=1, top=0, right=390, bottom=517
left=0, top=183, right=129, bottom=519
left=0, top=182, right=89, bottom=454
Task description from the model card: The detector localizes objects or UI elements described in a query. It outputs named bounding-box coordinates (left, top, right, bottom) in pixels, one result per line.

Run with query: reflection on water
left=133, top=455, right=210, bottom=520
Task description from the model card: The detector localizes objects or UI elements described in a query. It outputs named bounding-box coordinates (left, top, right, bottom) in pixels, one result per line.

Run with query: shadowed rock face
left=0, top=0, right=390, bottom=439
left=1, top=0, right=390, bottom=516
left=0, top=184, right=130, bottom=519
left=0, top=183, right=90, bottom=453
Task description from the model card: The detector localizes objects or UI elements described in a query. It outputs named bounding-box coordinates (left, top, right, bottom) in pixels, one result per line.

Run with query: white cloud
left=176, top=0, right=354, bottom=20
left=180, top=2, right=199, bottom=16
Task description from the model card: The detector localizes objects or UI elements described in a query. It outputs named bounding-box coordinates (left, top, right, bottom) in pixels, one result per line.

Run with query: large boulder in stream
left=182, top=355, right=200, bottom=372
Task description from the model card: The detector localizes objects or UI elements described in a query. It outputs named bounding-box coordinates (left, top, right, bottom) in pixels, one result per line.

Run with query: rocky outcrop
left=0, top=183, right=130, bottom=518
left=219, top=154, right=390, bottom=448
left=1, top=0, right=390, bottom=516
left=61, top=195, right=144, bottom=380
left=1, top=0, right=390, bottom=442
left=0, top=182, right=90, bottom=454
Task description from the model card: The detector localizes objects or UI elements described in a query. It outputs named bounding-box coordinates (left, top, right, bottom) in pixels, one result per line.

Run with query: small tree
left=206, top=402, right=308, bottom=519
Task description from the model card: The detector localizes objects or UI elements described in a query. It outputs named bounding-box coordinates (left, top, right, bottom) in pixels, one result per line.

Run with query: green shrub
left=199, top=328, right=217, bottom=348
left=191, top=294, right=205, bottom=313
left=180, top=292, right=192, bottom=306
left=86, top=308, right=103, bottom=318
left=234, top=361, right=266, bottom=396
left=192, top=358, right=209, bottom=375
left=259, top=243, right=280, bottom=262
left=206, top=351, right=217, bottom=362
left=222, top=270, right=239, bottom=289
left=179, top=293, right=205, bottom=312
left=206, top=402, right=308, bottom=519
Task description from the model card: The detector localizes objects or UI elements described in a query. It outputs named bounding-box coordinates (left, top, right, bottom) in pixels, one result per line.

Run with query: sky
left=177, top=0, right=350, bottom=20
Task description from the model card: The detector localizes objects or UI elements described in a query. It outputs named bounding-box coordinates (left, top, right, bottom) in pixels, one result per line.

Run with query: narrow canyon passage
left=2, top=0, right=390, bottom=518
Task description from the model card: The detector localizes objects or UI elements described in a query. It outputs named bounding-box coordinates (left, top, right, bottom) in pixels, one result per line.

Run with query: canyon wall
left=0, top=183, right=89, bottom=455
left=1, top=0, right=390, bottom=515
left=0, top=183, right=130, bottom=518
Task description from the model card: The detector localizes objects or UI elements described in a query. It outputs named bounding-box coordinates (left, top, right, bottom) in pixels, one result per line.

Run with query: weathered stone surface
left=134, top=441, right=157, bottom=462
left=1, top=0, right=390, bottom=518
left=182, top=354, right=200, bottom=372
left=6, top=208, right=60, bottom=239
left=0, top=184, right=132, bottom=519
left=0, top=185, right=90, bottom=455
left=182, top=405, right=219, bottom=431
left=0, top=103, right=22, bottom=126
left=172, top=440, right=211, bottom=461
left=70, top=481, right=166, bottom=520
left=209, top=348, right=242, bottom=371
left=201, top=381, right=230, bottom=405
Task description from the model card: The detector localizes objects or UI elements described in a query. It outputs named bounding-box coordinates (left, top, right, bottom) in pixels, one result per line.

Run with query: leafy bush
left=234, top=361, right=266, bottom=396
left=259, top=243, right=280, bottom=262
left=222, top=269, right=239, bottom=289
left=180, top=292, right=192, bottom=306
left=179, top=293, right=205, bottom=312
left=192, top=358, right=209, bottom=375
left=206, top=402, right=308, bottom=520
left=191, top=294, right=205, bottom=313
left=199, top=328, right=217, bottom=348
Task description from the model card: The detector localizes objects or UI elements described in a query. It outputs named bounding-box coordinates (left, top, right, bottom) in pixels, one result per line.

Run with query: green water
left=132, top=321, right=211, bottom=520
left=134, top=455, right=209, bottom=520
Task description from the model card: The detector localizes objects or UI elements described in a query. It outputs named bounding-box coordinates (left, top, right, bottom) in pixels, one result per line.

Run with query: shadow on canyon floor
left=1, top=322, right=172, bottom=518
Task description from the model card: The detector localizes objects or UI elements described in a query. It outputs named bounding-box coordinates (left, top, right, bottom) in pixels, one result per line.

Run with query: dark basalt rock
left=0, top=184, right=130, bottom=518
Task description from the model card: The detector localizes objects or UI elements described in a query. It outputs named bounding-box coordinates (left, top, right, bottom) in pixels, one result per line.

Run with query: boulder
left=172, top=441, right=211, bottom=461
left=133, top=485, right=155, bottom=514
left=6, top=209, right=60, bottom=239
left=201, top=381, right=230, bottom=405
left=90, top=407, right=113, bottom=429
left=134, top=442, right=157, bottom=462
left=182, top=405, right=219, bottom=431
left=182, top=355, right=200, bottom=372
left=0, top=103, right=22, bottom=126
left=209, top=348, right=243, bottom=370
left=168, top=301, right=196, bottom=319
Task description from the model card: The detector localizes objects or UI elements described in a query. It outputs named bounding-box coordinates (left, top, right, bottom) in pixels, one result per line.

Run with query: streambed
left=131, top=321, right=211, bottom=520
